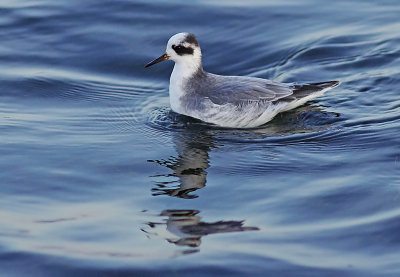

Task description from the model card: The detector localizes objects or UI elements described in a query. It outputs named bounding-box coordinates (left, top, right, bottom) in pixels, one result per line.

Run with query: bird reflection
left=142, top=209, right=259, bottom=248
left=143, top=108, right=338, bottom=253
left=148, top=105, right=338, bottom=199
left=148, top=130, right=213, bottom=199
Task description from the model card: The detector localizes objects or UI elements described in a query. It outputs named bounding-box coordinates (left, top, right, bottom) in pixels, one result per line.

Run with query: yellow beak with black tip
left=145, top=53, right=169, bottom=68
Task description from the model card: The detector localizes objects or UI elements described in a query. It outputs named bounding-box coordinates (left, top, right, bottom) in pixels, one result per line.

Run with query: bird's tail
left=291, top=80, right=340, bottom=98
left=278, top=80, right=340, bottom=112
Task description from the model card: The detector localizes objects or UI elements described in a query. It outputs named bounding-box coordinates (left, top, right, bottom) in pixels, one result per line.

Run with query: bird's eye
left=172, top=44, right=193, bottom=55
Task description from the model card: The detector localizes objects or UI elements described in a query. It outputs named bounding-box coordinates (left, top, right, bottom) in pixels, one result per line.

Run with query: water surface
left=0, top=0, right=399, bottom=276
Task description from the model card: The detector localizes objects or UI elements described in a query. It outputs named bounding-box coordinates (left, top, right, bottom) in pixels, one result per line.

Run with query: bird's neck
left=170, top=58, right=204, bottom=92
left=169, top=59, right=204, bottom=114
left=172, top=57, right=203, bottom=79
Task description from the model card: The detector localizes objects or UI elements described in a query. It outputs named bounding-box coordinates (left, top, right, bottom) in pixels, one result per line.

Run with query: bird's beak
left=145, top=53, right=169, bottom=68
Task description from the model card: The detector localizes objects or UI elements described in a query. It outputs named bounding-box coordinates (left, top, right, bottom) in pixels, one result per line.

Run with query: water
left=0, top=0, right=399, bottom=276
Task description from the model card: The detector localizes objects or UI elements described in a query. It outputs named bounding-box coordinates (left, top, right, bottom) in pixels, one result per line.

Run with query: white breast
left=169, top=71, right=184, bottom=114
left=170, top=63, right=195, bottom=114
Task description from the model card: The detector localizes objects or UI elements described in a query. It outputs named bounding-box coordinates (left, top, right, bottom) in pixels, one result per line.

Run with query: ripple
left=147, top=107, right=210, bottom=131
left=9, top=76, right=161, bottom=103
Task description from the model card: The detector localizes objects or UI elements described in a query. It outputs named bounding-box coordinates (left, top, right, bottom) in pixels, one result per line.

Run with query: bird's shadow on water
left=143, top=104, right=341, bottom=253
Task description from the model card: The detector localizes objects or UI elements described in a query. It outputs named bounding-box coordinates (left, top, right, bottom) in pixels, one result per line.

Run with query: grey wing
left=203, top=74, right=339, bottom=106
left=204, top=75, right=294, bottom=105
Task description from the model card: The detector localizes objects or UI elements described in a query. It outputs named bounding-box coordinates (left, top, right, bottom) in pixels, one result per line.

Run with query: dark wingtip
left=330, top=80, right=340, bottom=88
left=310, top=81, right=340, bottom=89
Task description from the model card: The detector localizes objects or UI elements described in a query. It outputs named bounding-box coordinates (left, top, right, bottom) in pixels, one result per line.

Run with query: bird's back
left=183, top=72, right=293, bottom=106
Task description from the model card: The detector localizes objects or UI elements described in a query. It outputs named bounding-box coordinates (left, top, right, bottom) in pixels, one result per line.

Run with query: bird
left=145, top=32, right=339, bottom=128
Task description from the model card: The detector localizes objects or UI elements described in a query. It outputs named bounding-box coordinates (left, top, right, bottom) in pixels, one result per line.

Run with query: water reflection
left=143, top=210, right=259, bottom=248
left=148, top=106, right=339, bottom=199
left=148, top=130, right=213, bottom=199
left=145, top=107, right=337, bottom=252
left=145, top=127, right=258, bottom=251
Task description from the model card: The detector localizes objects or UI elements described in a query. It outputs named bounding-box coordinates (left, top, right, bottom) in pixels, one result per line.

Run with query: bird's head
left=145, top=32, right=202, bottom=70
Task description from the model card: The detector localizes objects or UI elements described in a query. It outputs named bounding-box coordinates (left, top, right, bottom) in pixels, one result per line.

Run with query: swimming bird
left=145, top=32, right=339, bottom=128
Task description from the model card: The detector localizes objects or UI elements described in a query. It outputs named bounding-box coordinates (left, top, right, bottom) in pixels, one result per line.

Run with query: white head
left=145, top=32, right=202, bottom=72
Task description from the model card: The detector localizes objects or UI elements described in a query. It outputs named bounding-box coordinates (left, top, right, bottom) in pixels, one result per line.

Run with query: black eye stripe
left=172, top=44, right=194, bottom=56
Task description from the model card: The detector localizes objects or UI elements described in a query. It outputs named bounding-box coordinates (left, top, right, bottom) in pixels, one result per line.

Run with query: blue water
left=1, top=0, right=399, bottom=276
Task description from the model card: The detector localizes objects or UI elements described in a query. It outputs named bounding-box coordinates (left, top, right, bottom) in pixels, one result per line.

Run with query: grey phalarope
left=145, top=32, right=339, bottom=128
